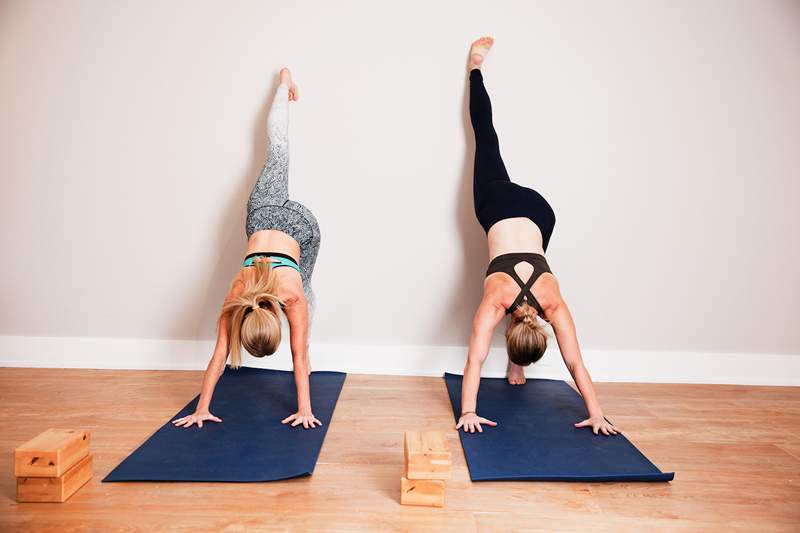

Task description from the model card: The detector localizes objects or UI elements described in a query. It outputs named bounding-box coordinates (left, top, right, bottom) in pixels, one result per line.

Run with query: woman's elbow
left=465, top=353, right=486, bottom=369
left=283, top=290, right=305, bottom=308
left=565, top=357, right=585, bottom=376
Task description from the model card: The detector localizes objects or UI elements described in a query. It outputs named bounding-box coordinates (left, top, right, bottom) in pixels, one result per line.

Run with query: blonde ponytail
left=505, top=303, right=548, bottom=366
left=221, top=259, right=283, bottom=368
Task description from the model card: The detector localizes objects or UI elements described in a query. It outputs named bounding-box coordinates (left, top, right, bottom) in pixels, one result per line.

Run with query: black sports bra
left=486, top=253, right=553, bottom=315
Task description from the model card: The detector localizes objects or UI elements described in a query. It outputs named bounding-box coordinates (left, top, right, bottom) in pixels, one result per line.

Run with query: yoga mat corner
left=444, top=372, right=674, bottom=482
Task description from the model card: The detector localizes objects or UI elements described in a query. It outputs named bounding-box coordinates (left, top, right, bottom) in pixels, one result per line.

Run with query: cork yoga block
left=400, top=476, right=445, bottom=507
left=17, top=454, right=93, bottom=503
left=15, top=429, right=91, bottom=477
left=404, top=431, right=452, bottom=480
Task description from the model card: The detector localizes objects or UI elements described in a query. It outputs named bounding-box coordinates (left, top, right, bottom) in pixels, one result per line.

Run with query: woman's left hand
left=575, top=415, right=619, bottom=436
left=282, top=410, right=322, bottom=429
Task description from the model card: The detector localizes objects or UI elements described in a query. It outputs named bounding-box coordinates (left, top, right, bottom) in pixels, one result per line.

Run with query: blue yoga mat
left=444, top=373, right=674, bottom=482
left=104, top=366, right=346, bottom=482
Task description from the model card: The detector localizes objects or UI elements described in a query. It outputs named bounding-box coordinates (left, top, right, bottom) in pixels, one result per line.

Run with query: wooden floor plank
left=1, top=368, right=798, bottom=532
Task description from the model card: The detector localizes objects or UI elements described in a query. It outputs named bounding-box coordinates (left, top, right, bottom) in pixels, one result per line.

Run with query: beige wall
left=1, top=0, right=799, bottom=357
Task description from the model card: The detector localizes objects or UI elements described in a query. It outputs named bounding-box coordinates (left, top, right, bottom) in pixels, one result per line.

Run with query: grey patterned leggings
left=246, top=84, right=321, bottom=316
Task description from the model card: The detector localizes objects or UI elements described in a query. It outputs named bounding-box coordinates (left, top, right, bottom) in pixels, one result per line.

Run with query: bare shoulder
left=271, top=268, right=303, bottom=304
left=281, top=290, right=308, bottom=326
left=481, top=276, right=509, bottom=304
left=474, top=283, right=508, bottom=327
left=534, top=273, right=564, bottom=314
left=280, top=287, right=306, bottom=308
left=484, top=273, right=526, bottom=313
left=226, top=270, right=247, bottom=301
left=483, top=271, right=505, bottom=286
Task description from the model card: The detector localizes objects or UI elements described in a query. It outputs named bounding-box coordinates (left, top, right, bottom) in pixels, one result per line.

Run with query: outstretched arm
left=457, top=297, right=505, bottom=433
left=281, top=293, right=321, bottom=429
left=173, top=279, right=244, bottom=429
left=549, top=300, right=618, bottom=436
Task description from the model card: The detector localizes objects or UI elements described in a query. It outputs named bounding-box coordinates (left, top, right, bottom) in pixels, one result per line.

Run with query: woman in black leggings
left=456, top=37, right=617, bottom=436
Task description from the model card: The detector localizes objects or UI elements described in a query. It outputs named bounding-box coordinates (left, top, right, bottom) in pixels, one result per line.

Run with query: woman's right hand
left=172, top=411, right=222, bottom=429
left=456, top=412, right=498, bottom=433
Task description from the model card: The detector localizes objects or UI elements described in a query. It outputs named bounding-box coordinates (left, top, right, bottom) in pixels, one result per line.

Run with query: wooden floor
left=0, top=369, right=798, bottom=532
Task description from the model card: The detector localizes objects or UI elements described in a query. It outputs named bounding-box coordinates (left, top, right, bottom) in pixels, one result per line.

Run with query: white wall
left=1, top=1, right=799, bottom=381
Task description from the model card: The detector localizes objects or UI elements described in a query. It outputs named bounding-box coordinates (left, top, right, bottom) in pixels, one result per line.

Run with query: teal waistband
left=242, top=254, right=301, bottom=274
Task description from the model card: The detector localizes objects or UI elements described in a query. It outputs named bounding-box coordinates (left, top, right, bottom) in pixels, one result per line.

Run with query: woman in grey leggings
left=173, top=68, right=323, bottom=430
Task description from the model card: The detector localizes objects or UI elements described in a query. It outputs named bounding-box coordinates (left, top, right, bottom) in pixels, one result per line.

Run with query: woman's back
left=246, top=229, right=301, bottom=260
left=487, top=217, right=546, bottom=259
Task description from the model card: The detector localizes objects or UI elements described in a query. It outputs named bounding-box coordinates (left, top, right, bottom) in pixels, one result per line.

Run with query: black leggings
left=469, top=69, right=556, bottom=250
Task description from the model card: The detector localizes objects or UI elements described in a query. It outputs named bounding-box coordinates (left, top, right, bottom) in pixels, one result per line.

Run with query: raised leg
left=470, top=68, right=510, bottom=188
left=247, top=69, right=295, bottom=213
left=468, top=37, right=510, bottom=218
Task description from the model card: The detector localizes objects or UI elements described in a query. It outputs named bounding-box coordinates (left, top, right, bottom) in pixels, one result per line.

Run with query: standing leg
left=247, top=70, right=295, bottom=214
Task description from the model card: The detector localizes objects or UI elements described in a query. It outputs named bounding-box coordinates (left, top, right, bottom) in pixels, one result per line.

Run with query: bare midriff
left=245, top=229, right=301, bottom=262
left=486, top=217, right=545, bottom=260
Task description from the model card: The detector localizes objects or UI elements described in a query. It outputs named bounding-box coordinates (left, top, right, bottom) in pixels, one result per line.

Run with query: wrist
left=460, top=411, right=476, bottom=417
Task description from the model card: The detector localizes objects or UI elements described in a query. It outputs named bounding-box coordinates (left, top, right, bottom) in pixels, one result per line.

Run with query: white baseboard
left=0, top=335, right=798, bottom=386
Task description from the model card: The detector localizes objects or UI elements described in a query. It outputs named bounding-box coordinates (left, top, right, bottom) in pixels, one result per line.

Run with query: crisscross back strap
left=508, top=268, right=542, bottom=315
left=485, top=252, right=552, bottom=315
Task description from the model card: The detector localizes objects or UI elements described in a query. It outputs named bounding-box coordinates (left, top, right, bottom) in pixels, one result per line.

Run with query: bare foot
left=468, top=36, right=494, bottom=71
left=279, top=67, right=299, bottom=101
left=507, top=360, right=526, bottom=385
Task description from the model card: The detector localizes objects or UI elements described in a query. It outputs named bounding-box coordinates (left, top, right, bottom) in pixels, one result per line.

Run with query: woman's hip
left=246, top=202, right=320, bottom=244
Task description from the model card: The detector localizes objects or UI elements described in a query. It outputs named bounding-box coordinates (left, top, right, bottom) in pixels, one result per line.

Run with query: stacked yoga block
left=15, top=429, right=93, bottom=503
left=400, top=431, right=451, bottom=507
